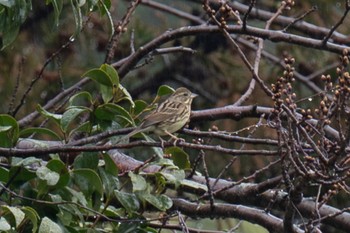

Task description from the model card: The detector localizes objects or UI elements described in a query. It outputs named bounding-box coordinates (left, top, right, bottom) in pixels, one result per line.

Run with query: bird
left=125, top=87, right=197, bottom=142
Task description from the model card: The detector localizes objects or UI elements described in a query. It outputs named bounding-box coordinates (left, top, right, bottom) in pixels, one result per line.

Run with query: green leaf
left=154, top=173, right=166, bottom=194
left=133, top=100, right=148, bottom=116
left=36, top=166, right=60, bottom=186
left=0, top=1, right=31, bottom=49
left=114, top=190, right=140, bottom=214
left=72, top=168, right=104, bottom=197
left=100, top=64, right=119, bottom=103
left=19, top=127, right=62, bottom=140
left=100, top=64, right=119, bottom=86
left=129, top=172, right=147, bottom=192
left=118, top=84, right=135, bottom=108
left=94, top=103, right=134, bottom=125
left=57, top=208, right=73, bottom=228
left=117, top=222, right=140, bottom=233
left=156, top=158, right=176, bottom=167
left=159, top=170, right=185, bottom=189
left=67, top=121, right=92, bottom=139
left=9, top=166, right=36, bottom=185
left=1, top=206, right=25, bottom=228
left=164, top=147, right=191, bottom=169
left=83, top=66, right=119, bottom=102
left=157, top=85, right=175, bottom=96
left=47, top=0, right=63, bottom=27
left=36, top=105, right=62, bottom=126
left=65, top=187, right=88, bottom=207
left=1, top=23, right=19, bottom=50
left=104, top=206, right=124, bottom=218
left=46, top=159, right=70, bottom=188
left=11, top=157, right=41, bottom=166
left=61, top=107, right=90, bottom=133
left=0, top=217, right=11, bottom=231
left=0, top=114, right=19, bottom=147
left=22, top=207, right=39, bottom=233
left=98, top=167, right=119, bottom=198
left=83, top=68, right=113, bottom=87
left=0, top=1, right=14, bottom=7
left=103, top=152, right=119, bottom=176
left=181, top=179, right=208, bottom=192
left=39, top=217, right=63, bottom=233
left=68, top=91, right=93, bottom=107
left=0, top=167, right=9, bottom=183
left=142, top=194, right=173, bottom=211
left=97, top=0, right=114, bottom=38
left=71, top=0, right=83, bottom=36
left=100, top=82, right=114, bottom=103
left=73, top=152, right=99, bottom=170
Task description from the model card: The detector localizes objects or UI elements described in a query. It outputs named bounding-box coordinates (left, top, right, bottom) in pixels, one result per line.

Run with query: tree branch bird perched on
left=125, top=87, right=197, bottom=142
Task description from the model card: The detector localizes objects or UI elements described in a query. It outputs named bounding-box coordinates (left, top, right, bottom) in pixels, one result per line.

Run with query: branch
left=104, top=0, right=141, bottom=64
left=18, top=78, right=91, bottom=127
left=116, top=24, right=350, bottom=78
left=172, top=198, right=304, bottom=233
left=140, top=0, right=205, bottom=24
left=191, top=105, right=340, bottom=140
left=13, top=39, right=74, bottom=117
left=211, top=0, right=350, bottom=44
left=11, top=138, right=280, bottom=157
left=322, top=0, right=350, bottom=46
left=242, top=1, right=255, bottom=30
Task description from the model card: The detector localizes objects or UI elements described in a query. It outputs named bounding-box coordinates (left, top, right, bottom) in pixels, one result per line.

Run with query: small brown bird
left=126, top=87, right=197, bottom=141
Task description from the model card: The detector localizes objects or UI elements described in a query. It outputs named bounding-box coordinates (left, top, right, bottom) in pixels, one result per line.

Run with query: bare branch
left=242, top=0, right=255, bottom=30
left=117, top=24, right=350, bottom=79
left=104, top=0, right=141, bottom=64
left=322, top=0, right=350, bottom=46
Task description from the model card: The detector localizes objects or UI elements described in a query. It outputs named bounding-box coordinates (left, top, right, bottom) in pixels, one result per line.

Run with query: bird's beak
left=191, top=93, right=198, bottom=98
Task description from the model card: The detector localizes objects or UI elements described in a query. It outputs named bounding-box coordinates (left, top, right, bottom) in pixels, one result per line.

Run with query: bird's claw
left=159, top=137, right=166, bottom=149
left=172, top=137, right=185, bottom=147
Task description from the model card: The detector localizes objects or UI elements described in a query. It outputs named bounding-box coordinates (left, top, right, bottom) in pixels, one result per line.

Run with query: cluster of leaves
left=0, top=0, right=113, bottom=49
left=0, top=64, right=193, bottom=232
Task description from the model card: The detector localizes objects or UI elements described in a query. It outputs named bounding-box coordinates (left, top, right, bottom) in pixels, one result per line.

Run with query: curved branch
left=172, top=198, right=304, bottom=233
left=208, top=0, right=350, bottom=44
left=18, top=78, right=91, bottom=127
left=191, top=105, right=340, bottom=140
left=117, top=25, right=350, bottom=78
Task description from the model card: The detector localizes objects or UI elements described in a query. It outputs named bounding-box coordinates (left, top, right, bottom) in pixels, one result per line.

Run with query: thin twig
left=200, top=150, right=215, bottom=212
left=12, top=39, right=74, bottom=117
left=322, top=0, right=350, bottom=46
left=104, top=0, right=141, bottom=64
left=242, top=0, right=255, bottom=31
left=234, top=0, right=286, bottom=106
left=130, top=29, right=136, bottom=54
left=283, top=5, right=317, bottom=32
left=18, top=78, right=90, bottom=127
left=153, top=46, right=196, bottom=55
left=202, top=2, right=273, bottom=97
left=140, top=0, right=205, bottom=24
left=8, top=56, right=24, bottom=115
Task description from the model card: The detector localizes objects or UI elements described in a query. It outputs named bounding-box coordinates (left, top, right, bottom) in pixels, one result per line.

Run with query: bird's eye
left=183, top=93, right=189, bottom=96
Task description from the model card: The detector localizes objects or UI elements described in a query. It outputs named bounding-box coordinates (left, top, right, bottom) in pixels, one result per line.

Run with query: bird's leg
left=164, top=130, right=185, bottom=146
left=158, top=136, right=166, bottom=149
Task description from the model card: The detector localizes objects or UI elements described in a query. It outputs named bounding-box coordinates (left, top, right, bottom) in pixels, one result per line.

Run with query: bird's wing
left=141, top=109, right=178, bottom=128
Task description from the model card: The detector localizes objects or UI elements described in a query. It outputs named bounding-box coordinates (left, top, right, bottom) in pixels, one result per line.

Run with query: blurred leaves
left=0, top=114, right=19, bottom=147
left=0, top=0, right=113, bottom=49
left=0, top=0, right=31, bottom=49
